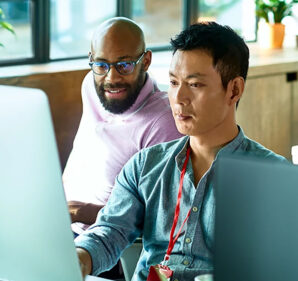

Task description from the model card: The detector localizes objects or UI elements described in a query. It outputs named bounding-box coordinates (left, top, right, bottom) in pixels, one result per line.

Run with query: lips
left=104, top=88, right=127, bottom=99
left=175, top=112, right=191, bottom=121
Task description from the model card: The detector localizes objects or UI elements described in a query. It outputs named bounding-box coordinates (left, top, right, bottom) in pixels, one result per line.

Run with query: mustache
left=100, top=83, right=131, bottom=89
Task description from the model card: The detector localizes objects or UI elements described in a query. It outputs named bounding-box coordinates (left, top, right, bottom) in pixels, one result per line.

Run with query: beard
left=94, top=66, right=146, bottom=114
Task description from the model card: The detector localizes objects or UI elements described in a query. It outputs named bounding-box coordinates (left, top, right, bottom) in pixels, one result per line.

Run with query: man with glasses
left=63, top=17, right=181, bottom=241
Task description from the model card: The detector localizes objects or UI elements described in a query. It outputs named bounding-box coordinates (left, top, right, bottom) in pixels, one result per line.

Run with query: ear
left=143, top=50, right=152, bottom=71
left=227, top=77, right=245, bottom=106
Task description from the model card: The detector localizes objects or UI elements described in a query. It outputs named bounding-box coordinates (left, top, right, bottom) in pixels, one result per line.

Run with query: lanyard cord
left=164, top=145, right=191, bottom=262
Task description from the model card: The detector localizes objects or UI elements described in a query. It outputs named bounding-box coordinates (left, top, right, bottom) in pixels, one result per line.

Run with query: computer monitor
left=0, top=85, right=107, bottom=281
left=214, top=155, right=298, bottom=281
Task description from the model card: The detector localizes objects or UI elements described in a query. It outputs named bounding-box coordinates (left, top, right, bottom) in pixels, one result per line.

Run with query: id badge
left=147, top=264, right=173, bottom=281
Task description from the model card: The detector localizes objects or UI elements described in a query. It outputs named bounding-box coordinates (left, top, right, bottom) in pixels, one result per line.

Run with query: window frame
left=0, top=0, right=254, bottom=67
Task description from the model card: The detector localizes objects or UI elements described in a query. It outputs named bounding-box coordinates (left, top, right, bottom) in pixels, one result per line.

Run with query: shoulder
left=141, top=90, right=174, bottom=127
left=241, top=137, right=289, bottom=163
left=82, top=71, right=93, bottom=89
left=116, top=137, right=187, bottom=190
left=142, top=76, right=171, bottom=110
left=145, top=91, right=170, bottom=112
left=136, top=77, right=172, bottom=124
left=125, top=136, right=188, bottom=172
left=142, top=136, right=187, bottom=156
left=133, top=78, right=183, bottom=144
left=81, top=71, right=96, bottom=102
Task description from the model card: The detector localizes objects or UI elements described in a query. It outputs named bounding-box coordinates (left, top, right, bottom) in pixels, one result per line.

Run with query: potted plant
left=0, top=7, right=15, bottom=47
left=255, top=0, right=298, bottom=48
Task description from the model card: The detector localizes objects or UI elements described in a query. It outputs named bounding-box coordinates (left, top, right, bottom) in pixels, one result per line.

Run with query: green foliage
left=0, top=7, right=15, bottom=47
left=199, top=0, right=240, bottom=17
left=255, top=0, right=298, bottom=23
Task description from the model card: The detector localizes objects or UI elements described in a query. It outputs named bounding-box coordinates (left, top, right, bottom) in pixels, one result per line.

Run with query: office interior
left=0, top=0, right=298, bottom=168
left=0, top=1, right=298, bottom=280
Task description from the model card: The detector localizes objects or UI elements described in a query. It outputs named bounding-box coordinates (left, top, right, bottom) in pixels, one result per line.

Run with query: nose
left=105, top=65, right=122, bottom=83
left=170, top=84, right=190, bottom=105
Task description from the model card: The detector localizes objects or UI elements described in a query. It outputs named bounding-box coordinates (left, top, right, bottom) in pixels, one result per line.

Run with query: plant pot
left=258, top=22, right=285, bottom=49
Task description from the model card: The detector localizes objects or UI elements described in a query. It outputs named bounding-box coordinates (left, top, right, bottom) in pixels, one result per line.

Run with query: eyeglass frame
left=89, top=51, right=146, bottom=76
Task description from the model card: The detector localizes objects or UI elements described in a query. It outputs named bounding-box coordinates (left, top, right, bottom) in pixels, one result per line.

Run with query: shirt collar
left=175, top=136, right=190, bottom=172
left=174, top=126, right=245, bottom=170
left=216, top=125, right=245, bottom=157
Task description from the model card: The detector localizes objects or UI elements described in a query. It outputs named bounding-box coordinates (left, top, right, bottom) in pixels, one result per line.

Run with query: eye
left=169, top=80, right=179, bottom=87
left=117, top=62, right=134, bottom=73
left=189, top=82, right=205, bottom=88
left=94, top=62, right=109, bottom=71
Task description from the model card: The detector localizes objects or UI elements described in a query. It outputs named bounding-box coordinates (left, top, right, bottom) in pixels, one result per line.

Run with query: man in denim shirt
left=75, top=22, right=286, bottom=281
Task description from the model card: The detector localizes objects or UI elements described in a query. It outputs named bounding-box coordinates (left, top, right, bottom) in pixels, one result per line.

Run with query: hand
left=76, top=247, right=92, bottom=278
left=68, top=201, right=104, bottom=224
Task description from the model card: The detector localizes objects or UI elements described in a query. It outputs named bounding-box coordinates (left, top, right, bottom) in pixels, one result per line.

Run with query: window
left=50, top=0, right=117, bottom=59
left=0, top=0, right=269, bottom=66
left=0, top=0, right=33, bottom=62
left=198, top=0, right=256, bottom=41
left=131, top=0, right=183, bottom=48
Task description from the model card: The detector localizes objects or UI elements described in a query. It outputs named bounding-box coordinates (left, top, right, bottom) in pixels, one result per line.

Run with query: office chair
left=120, top=238, right=143, bottom=281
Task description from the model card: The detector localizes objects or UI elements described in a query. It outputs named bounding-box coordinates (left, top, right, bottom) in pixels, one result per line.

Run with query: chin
left=176, top=126, right=191, bottom=136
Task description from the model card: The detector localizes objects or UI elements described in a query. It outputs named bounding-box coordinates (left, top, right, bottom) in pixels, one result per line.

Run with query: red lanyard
left=163, top=145, right=192, bottom=263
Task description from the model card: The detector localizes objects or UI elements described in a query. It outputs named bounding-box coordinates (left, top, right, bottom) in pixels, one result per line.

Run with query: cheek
left=94, top=76, right=104, bottom=86
left=208, top=95, right=229, bottom=120
left=129, top=76, right=140, bottom=85
left=167, top=92, right=174, bottom=104
left=127, top=71, right=143, bottom=85
left=167, top=89, right=177, bottom=104
left=168, top=95, right=177, bottom=114
left=200, top=87, right=225, bottom=106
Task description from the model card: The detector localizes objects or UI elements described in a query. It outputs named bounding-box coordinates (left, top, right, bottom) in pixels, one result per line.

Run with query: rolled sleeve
left=74, top=152, right=145, bottom=275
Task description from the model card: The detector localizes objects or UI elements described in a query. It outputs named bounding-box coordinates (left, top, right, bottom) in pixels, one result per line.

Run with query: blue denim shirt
left=75, top=127, right=287, bottom=281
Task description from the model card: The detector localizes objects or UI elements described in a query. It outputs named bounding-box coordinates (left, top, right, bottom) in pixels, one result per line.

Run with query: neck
left=190, top=123, right=239, bottom=158
left=189, top=123, right=239, bottom=186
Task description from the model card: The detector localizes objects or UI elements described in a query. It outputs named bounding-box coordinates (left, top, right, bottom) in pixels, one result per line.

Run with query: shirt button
left=183, top=259, right=190, bottom=265
left=192, top=206, right=198, bottom=212
left=185, top=237, right=191, bottom=243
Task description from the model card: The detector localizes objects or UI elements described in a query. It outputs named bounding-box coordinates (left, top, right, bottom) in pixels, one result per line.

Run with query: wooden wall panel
left=291, top=80, right=298, bottom=149
left=0, top=69, right=89, bottom=170
left=237, top=74, right=292, bottom=159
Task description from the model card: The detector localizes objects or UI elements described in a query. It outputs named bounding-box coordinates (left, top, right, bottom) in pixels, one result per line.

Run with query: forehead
left=92, top=26, right=143, bottom=60
left=169, top=49, right=216, bottom=78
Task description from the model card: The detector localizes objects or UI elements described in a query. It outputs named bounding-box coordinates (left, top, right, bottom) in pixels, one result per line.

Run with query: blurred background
left=0, top=0, right=297, bottom=169
left=1, top=0, right=296, bottom=65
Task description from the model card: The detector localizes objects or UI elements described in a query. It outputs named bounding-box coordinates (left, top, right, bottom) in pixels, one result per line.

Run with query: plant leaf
left=255, top=0, right=298, bottom=23
left=0, top=21, right=15, bottom=34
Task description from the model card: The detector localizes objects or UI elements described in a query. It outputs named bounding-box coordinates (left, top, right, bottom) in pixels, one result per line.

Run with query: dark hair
left=170, top=22, right=249, bottom=90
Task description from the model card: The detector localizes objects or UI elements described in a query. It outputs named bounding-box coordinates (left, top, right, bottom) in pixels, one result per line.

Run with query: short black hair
left=170, top=21, right=249, bottom=90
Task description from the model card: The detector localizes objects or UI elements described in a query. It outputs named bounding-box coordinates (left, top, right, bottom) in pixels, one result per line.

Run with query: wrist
left=76, top=247, right=92, bottom=276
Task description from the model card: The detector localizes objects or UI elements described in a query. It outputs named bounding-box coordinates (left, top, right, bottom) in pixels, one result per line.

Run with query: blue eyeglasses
left=89, top=52, right=146, bottom=76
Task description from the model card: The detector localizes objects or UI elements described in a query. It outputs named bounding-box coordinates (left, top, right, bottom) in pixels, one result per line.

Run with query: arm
left=74, top=152, right=144, bottom=276
left=76, top=247, right=92, bottom=278
left=68, top=201, right=104, bottom=224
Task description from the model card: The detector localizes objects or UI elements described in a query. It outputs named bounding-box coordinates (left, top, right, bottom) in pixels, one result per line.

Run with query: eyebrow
left=93, top=55, right=135, bottom=62
left=169, top=71, right=207, bottom=79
